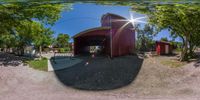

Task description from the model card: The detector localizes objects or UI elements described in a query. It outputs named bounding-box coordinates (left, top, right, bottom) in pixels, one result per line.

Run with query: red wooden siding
left=156, top=41, right=172, bottom=55
left=73, top=13, right=135, bottom=57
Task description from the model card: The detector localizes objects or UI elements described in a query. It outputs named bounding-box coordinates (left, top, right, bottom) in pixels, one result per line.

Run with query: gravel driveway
left=1, top=53, right=200, bottom=100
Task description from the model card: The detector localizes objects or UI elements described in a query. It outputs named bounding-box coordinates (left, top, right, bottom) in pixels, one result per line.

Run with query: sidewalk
left=48, top=57, right=82, bottom=71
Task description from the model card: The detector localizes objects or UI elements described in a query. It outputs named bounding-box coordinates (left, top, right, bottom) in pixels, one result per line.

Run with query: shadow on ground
left=192, top=51, right=200, bottom=68
left=161, top=53, right=178, bottom=57
left=52, top=55, right=143, bottom=91
left=0, top=52, right=26, bottom=66
left=194, top=60, right=200, bottom=68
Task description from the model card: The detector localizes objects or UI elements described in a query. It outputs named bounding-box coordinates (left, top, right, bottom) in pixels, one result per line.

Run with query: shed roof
left=156, top=41, right=171, bottom=44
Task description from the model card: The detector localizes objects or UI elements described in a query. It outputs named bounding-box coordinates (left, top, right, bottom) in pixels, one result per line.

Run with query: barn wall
left=101, top=14, right=135, bottom=57
left=101, top=14, right=128, bottom=29
left=111, top=27, right=135, bottom=56
left=74, top=13, right=135, bottom=57
left=110, top=15, right=135, bottom=56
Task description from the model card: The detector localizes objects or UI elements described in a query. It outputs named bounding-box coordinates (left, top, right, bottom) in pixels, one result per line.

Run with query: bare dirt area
left=1, top=53, right=200, bottom=100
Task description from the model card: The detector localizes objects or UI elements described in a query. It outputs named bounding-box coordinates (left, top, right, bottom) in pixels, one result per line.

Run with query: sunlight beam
left=128, top=11, right=147, bottom=27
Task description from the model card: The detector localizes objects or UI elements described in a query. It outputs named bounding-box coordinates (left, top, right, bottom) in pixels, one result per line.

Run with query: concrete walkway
left=48, top=58, right=82, bottom=71
left=42, top=52, right=83, bottom=71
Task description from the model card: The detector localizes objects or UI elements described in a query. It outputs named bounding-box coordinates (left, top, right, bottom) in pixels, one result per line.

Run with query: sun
left=128, top=11, right=147, bottom=27
left=129, top=19, right=135, bottom=23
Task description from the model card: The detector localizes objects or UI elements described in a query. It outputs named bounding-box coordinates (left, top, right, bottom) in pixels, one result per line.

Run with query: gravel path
left=1, top=53, right=200, bottom=100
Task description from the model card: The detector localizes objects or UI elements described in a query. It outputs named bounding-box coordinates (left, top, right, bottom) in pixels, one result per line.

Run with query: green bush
left=59, top=48, right=65, bottom=53
left=64, top=47, right=70, bottom=52
left=175, top=48, right=182, bottom=52
left=42, top=57, right=47, bottom=60
left=59, top=47, right=70, bottom=53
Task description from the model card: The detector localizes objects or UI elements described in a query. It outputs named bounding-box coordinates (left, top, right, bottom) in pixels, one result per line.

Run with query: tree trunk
left=180, top=46, right=188, bottom=61
left=39, top=46, right=42, bottom=60
left=179, top=36, right=189, bottom=61
left=19, top=47, right=24, bottom=56
left=189, top=42, right=196, bottom=58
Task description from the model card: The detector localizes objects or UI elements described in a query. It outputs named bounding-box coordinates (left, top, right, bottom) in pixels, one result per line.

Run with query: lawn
left=28, top=58, right=48, bottom=71
left=160, top=59, right=187, bottom=68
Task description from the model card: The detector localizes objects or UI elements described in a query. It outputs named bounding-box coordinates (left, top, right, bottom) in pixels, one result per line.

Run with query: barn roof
left=73, top=13, right=126, bottom=39
left=101, top=13, right=127, bottom=21
left=72, top=27, right=111, bottom=38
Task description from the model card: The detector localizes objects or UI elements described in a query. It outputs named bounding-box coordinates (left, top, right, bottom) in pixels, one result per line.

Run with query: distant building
left=72, top=13, right=135, bottom=57
left=24, top=46, right=36, bottom=57
left=156, top=41, right=172, bottom=55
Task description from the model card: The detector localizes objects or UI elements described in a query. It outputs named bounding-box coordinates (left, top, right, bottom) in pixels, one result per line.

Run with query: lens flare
left=110, top=11, right=147, bottom=50
left=128, top=11, right=147, bottom=26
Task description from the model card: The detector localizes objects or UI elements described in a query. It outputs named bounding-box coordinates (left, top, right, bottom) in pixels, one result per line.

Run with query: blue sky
left=50, top=3, right=178, bottom=42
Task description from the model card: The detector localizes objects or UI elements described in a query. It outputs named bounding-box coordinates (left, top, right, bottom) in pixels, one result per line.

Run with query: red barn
left=156, top=41, right=172, bottom=55
left=73, top=13, right=135, bottom=57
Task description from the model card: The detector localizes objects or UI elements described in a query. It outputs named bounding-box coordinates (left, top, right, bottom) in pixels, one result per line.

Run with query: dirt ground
left=1, top=53, right=200, bottom=100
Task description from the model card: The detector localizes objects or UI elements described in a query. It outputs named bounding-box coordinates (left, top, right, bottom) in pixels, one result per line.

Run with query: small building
left=24, top=46, right=36, bottom=57
left=72, top=13, right=135, bottom=57
left=156, top=41, right=172, bottom=55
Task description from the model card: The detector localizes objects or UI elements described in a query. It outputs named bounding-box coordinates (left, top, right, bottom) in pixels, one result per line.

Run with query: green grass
left=160, top=60, right=187, bottom=68
left=28, top=58, right=48, bottom=71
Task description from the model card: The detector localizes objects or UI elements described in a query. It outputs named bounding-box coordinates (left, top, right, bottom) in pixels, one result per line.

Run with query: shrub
left=59, top=47, right=70, bottom=53
left=59, top=48, right=65, bottom=53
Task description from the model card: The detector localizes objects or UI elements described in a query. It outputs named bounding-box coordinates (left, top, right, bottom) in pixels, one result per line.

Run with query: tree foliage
left=56, top=33, right=70, bottom=48
left=0, top=2, right=72, bottom=55
left=0, top=34, right=17, bottom=48
left=160, top=37, right=168, bottom=42
left=0, top=2, right=70, bottom=34
left=136, top=24, right=155, bottom=52
left=146, top=4, right=200, bottom=61
left=131, top=3, right=200, bottom=61
left=0, top=21, right=54, bottom=55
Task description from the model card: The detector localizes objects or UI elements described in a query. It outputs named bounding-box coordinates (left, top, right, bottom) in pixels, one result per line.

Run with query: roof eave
left=72, top=27, right=111, bottom=38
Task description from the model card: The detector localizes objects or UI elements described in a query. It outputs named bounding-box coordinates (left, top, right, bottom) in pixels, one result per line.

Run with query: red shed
left=156, top=41, right=172, bottom=55
left=73, top=13, right=135, bottom=57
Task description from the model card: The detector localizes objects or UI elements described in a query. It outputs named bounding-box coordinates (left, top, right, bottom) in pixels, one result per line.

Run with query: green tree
left=14, top=21, right=53, bottom=56
left=56, top=33, right=70, bottom=48
left=32, top=25, right=54, bottom=58
left=0, top=34, right=17, bottom=52
left=136, top=24, right=155, bottom=52
left=160, top=37, right=168, bottom=42
left=0, top=2, right=69, bottom=34
left=132, top=4, right=200, bottom=61
left=0, top=2, right=72, bottom=55
left=148, top=4, right=200, bottom=61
